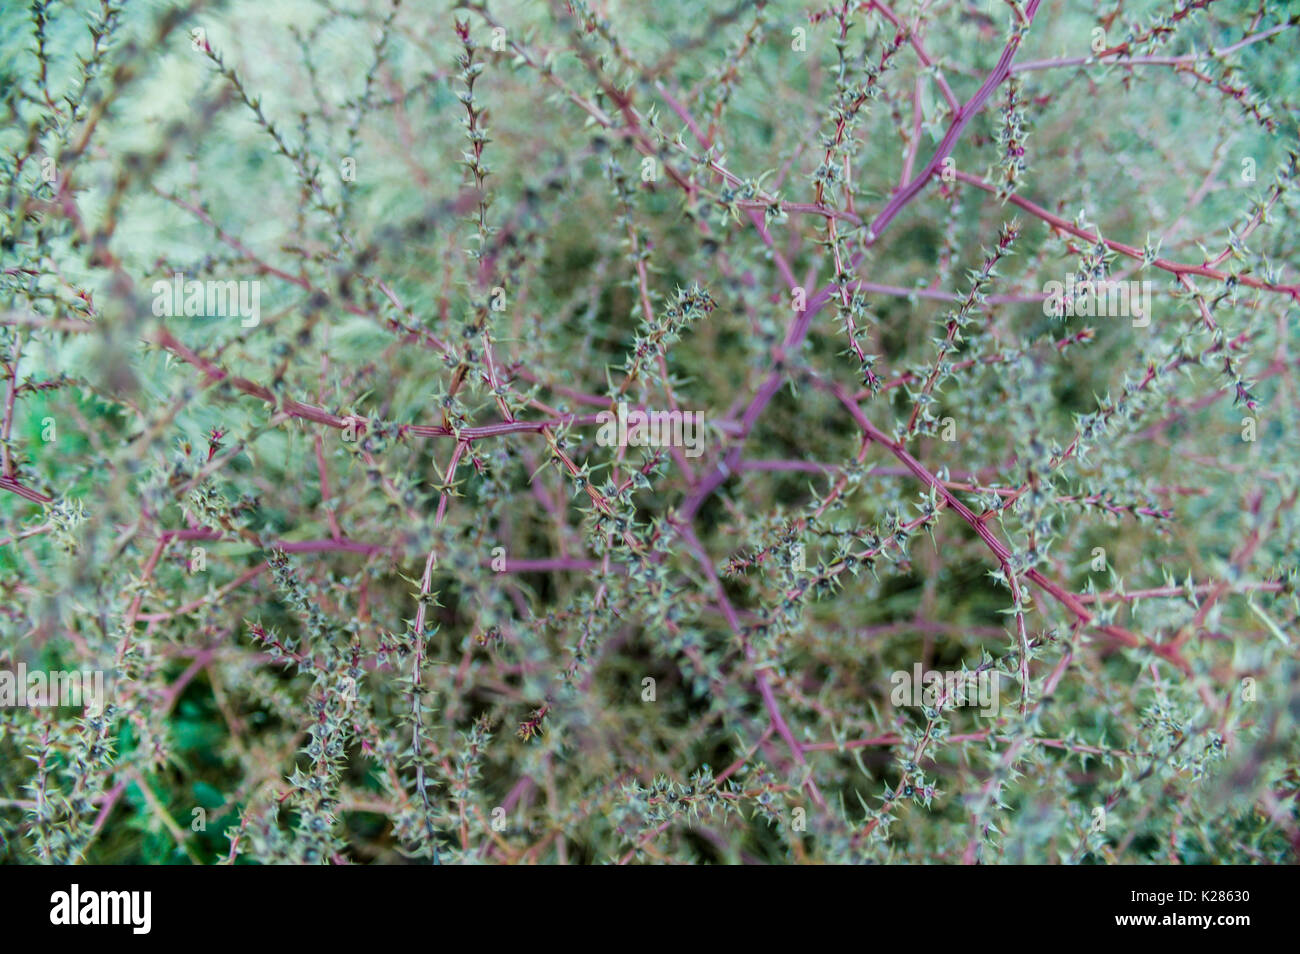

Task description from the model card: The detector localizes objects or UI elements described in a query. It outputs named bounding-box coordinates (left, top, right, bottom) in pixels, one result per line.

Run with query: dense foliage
left=1, top=0, right=1298, bottom=864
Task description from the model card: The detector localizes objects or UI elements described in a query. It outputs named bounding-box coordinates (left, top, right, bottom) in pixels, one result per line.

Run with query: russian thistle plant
left=1, top=0, right=1298, bottom=865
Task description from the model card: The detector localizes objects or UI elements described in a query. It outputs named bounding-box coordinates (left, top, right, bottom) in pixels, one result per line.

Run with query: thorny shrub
left=1, top=0, right=1299, bottom=864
